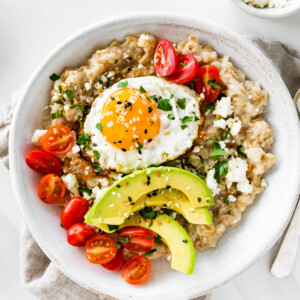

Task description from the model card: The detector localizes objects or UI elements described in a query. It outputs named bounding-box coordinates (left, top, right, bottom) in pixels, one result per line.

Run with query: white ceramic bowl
left=231, top=0, right=300, bottom=18
left=9, top=12, right=300, bottom=299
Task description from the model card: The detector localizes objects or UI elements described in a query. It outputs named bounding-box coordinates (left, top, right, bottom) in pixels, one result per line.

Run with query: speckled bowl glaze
left=9, top=12, right=300, bottom=299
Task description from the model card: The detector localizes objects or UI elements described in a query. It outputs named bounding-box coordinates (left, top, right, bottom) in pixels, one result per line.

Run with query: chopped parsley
left=65, top=90, right=72, bottom=100
left=51, top=110, right=63, bottom=120
left=206, top=103, right=215, bottom=111
left=119, top=237, right=130, bottom=243
left=136, top=141, right=143, bottom=151
left=210, top=141, right=228, bottom=160
left=181, top=116, right=193, bottom=124
left=167, top=113, right=175, bottom=120
left=177, top=98, right=186, bottom=109
left=196, top=173, right=206, bottom=179
left=108, top=78, right=114, bottom=86
left=79, top=188, right=92, bottom=196
left=212, top=160, right=229, bottom=184
left=70, top=104, right=84, bottom=111
left=179, top=62, right=187, bottom=66
left=224, top=199, right=230, bottom=204
left=139, top=85, right=147, bottom=93
left=96, top=123, right=103, bottom=132
left=157, top=98, right=172, bottom=111
left=222, top=129, right=229, bottom=141
left=78, top=115, right=83, bottom=128
left=54, top=99, right=64, bottom=105
left=93, top=162, right=101, bottom=172
left=237, top=145, right=247, bottom=158
left=117, top=80, right=128, bottom=88
left=148, top=235, right=151, bottom=240
left=208, top=79, right=220, bottom=89
left=139, top=206, right=157, bottom=221
left=108, top=224, right=119, bottom=231
left=197, top=197, right=202, bottom=203
left=181, top=125, right=187, bottom=130
left=189, top=78, right=199, bottom=89
left=116, top=243, right=122, bottom=249
left=58, top=85, right=63, bottom=93
left=93, top=150, right=100, bottom=159
left=77, top=132, right=91, bottom=150
left=144, top=249, right=157, bottom=257
left=50, top=73, right=60, bottom=81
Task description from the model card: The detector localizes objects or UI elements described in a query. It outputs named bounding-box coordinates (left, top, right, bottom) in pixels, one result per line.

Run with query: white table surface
left=0, top=0, right=299, bottom=299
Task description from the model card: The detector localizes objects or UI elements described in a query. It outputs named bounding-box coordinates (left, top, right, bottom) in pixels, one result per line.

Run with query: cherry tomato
left=42, top=125, right=74, bottom=155
left=119, top=227, right=154, bottom=252
left=67, top=223, right=95, bottom=247
left=153, top=39, right=177, bottom=76
left=121, top=255, right=151, bottom=285
left=102, top=249, right=124, bottom=271
left=26, top=150, right=61, bottom=175
left=195, top=64, right=221, bottom=102
left=85, top=235, right=117, bottom=264
left=61, top=197, right=90, bottom=229
left=168, top=54, right=198, bottom=84
left=38, top=174, right=66, bottom=204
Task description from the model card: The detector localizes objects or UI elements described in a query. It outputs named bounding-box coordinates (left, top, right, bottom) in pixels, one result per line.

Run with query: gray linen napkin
left=2, top=37, right=300, bottom=300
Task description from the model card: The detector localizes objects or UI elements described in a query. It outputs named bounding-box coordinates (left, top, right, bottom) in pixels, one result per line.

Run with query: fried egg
left=84, top=76, right=201, bottom=173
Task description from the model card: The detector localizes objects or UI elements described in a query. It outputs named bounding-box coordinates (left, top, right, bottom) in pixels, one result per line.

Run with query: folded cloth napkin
left=1, top=37, right=299, bottom=300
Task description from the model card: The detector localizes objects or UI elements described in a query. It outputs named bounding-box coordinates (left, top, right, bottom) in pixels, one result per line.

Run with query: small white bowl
left=231, top=0, right=300, bottom=18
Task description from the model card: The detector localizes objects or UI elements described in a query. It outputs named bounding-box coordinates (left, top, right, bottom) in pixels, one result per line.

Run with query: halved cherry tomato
left=153, top=39, right=177, bottom=76
left=26, top=150, right=61, bottom=175
left=195, top=64, right=221, bottom=102
left=42, top=125, right=74, bottom=155
left=85, top=235, right=117, bottom=264
left=121, top=255, right=151, bottom=285
left=119, top=227, right=154, bottom=252
left=168, top=54, right=198, bottom=84
left=61, top=197, right=90, bottom=229
left=67, top=223, right=95, bottom=247
left=38, top=174, right=66, bottom=204
left=102, top=249, right=124, bottom=271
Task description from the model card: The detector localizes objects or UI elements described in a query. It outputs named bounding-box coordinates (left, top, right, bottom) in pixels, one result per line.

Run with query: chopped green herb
left=70, top=104, right=84, bottom=111
left=136, top=141, right=143, bottom=151
left=93, top=150, right=100, bottom=159
left=194, top=116, right=200, bottom=121
left=96, top=123, right=103, bottom=132
left=154, top=235, right=161, bottom=243
left=167, top=113, right=175, bottom=120
left=210, top=141, right=228, bottom=160
left=108, top=224, right=119, bottom=231
left=212, top=160, right=229, bottom=184
left=157, top=98, right=172, bottom=111
left=224, top=199, right=230, bottom=204
left=139, top=206, right=157, bottom=220
left=177, top=98, right=186, bottom=109
left=65, top=90, right=72, bottom=100
left=206, top=103, right=215, bottom=111
left=108, top=78, right=114, bottom=86
left=144, top=249, right=157, bottom=257
left=214, top=115, right=222, bottom=121
left=237, top=145, right=247, bottom=158
left=79, top=188, right=92, bottom=196
left=208, top=79, right=220, bottom=89
left=58, top=85, right=62, bottom=93
left=93, top=162, right=101, bottom=172
left=50, top=73, right=60, bottom=81
left=116, top=243, right=122, bottom=249
left=78, top=115, right=83, bottom=128
left=54, top=99, right=64, bottom=105
left=149, top=95, right=156, bottom=100
left=196, top=173, right=206, bottom=179
left=139, top=85, right=147, bottom=93
left=181, top=125, right=187, bottom=130
left=77, top=132, right=91, bottom=150
left=222, top=129, right=229, bottom=141
left=51, top=110, right=61, bottom=120
left=189, top=78, right=199, bottom=89
left=228, top=210, right=231, bottom=215
left=197, top=197, right=202, bottom=203
left=148, top=235, right=151, bottom=240
left=117, top=80, right=128, bottom=88
left=119, top=237, right=130, bottom=243
left=60, top=223, right=63, bottom=228
left=114, top=153, right=117, bottom=162
left=181, top=116, right=193, bottom=124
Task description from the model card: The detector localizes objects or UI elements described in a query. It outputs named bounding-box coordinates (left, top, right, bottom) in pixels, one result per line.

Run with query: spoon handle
left=271, top=195, right=300, bottom=278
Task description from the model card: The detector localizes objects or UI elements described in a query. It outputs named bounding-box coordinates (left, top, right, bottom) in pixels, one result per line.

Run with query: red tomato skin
left=61, top=197, right=90, bottom=229
left=26, top=150, right=61, bottom=175
left=119, top=227, right=154, bottom=252
left=121, top=256, right=151, bottom=285
left=195, top=64, right=221, bottom=102
left=153, top=39, right=177, bottom=76
left=42, top=125, right=74, bottom=156
left=168, top=54, right=198, bottom=84
left=67, top=223, right=95, bottom=247
left=38, top=174, right=66, bottom=204
left=102, top=249, right=124, bottom=271
left=85, top=235, right=117, bottom=264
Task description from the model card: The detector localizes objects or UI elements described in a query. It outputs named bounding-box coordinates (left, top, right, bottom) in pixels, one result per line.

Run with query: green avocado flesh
left=84, top=167, right=214, bottom=225
left=86, top=188, right=212, bottom=227
left=97, top=214, right=195, bottom=275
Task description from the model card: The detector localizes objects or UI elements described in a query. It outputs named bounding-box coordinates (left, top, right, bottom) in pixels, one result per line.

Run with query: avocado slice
left=86, top=188, right=212, bottom=227
left=85, top=167, right=214, bottom=225
left=92, top=214, right=195, bottom=275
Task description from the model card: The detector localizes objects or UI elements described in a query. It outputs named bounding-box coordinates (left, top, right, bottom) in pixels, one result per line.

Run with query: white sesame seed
left=107, top=121, right=114, bottom=127
left=169, top=188, right=172, bottom=192
left=147, top=170, right=151, bottom=174
left=124, top=212, right=129, bottom=218
left=166, top=176, right=169, bottom=181
left=186, top=186, right=191, bottom=190
left=117, top=193, right=121, bottom=198
left=175, top=203, right=179, bottom=208
left=139, top=109, right=142, bottom=115
left=190, top=208, right=195, bottom=212
left=109, top=204, right=115, bottom=207
left=133, top=126, right=136, bottom=131
left=98, top=217, right=103, bottom=222
left=112, top=192, right=116, bottom=195
left=130, top=174, right=135, bottom=177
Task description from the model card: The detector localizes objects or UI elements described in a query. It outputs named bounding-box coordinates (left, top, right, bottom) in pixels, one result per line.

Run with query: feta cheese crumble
left=213, top=97, right=233, bottom=118
left=31, top=130, right=47, bottom=147
left=61, top=174, right=79, bottom=196
left=206, top=169, right=220, bottom=196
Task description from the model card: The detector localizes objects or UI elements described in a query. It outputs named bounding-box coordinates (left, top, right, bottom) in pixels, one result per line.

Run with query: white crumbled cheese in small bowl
left=242, top=0, right=289, bottom=8
left=213, top=96, right=233, bottom=118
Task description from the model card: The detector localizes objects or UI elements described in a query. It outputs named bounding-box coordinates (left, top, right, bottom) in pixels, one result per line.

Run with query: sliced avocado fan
left=85, top=167, right=214, bottom=225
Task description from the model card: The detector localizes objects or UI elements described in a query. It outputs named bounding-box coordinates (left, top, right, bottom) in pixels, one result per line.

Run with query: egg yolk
left=100, top=88, right=161, bottom=152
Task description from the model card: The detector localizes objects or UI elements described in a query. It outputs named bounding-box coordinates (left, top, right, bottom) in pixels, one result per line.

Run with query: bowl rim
left=9, top=11, right=300, bottom=299
left=231, top=0, right=300, bottom=18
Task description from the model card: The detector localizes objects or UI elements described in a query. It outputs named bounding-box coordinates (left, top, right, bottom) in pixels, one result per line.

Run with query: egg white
left=84, top=76, right=201, bottom=173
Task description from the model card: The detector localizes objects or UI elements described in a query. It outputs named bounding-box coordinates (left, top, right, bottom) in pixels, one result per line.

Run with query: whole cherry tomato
left=38, top=174, right=65, bottom=204
left=67, top=223, right=95, bottom=247
left=61, top=197, right=90, bottom=229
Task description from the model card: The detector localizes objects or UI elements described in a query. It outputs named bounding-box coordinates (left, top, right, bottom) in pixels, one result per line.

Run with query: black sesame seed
left=144, top=129, right=148, bottom=134
left=128, top=57, right=132, bottom=60
left=71, top=99, right=74, bottom=105
left=111, top=96, right=115, bottom=100
left=130, top=202, right=135, bottom=206
left=128, top=196, right=132, bottom=202
left=228, top=155, right=232, bottom=159
left=127, top=67, right=132, bottom=71
left=138, top=150, right=142, bottom=155
left=117, top=101, right=122, bottom=104
left=92, top=143, right=97, bottom=146
left=116, top=184, right=121, bottom=188
left=166, top=185, right=171, bottom=189
left=182, top=239, right=188, bottom=243
left=148, top=139, right=152, bottom=143
left=118, top=140, right=122, bottom=143
left=121, top=148, right=126, bottom=152
left=163, top=204, right=167, bottom=207
left=147, top=194, right=152, bottom=198
left=146, top=176, right=151, bottom=185
left=152, top=191, right=158, bottom=196
left=148, top=107, right=153, bottom=113
left=114, top=59, right=118, bottom=64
